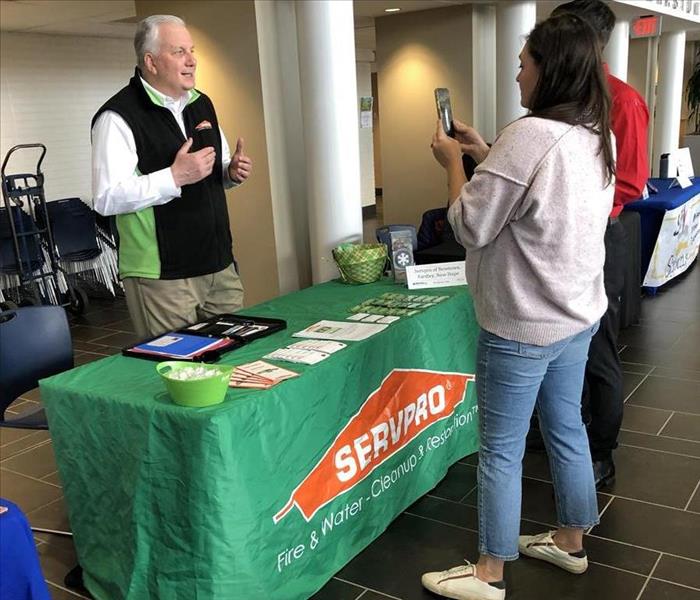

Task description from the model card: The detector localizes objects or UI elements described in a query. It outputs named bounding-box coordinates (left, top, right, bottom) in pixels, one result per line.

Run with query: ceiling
left=1, top=0, right=698, bottom=42
left=0, top=0, right=136, bottom=38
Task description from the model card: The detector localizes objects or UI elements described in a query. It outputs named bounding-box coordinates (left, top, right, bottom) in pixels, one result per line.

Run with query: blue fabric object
left=624, top=177, right=700, bottom=280
left=0, top=499, right=51, bottom=600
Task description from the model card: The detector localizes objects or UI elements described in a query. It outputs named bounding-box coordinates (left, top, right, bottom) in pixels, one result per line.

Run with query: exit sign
left=630, top=15, right=662, bottom=39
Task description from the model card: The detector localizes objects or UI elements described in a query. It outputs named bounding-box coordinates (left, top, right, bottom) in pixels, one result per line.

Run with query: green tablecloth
left=41, top=279, right=480, bottom=600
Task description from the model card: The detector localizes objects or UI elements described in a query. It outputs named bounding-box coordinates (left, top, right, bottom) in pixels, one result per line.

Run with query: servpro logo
left=273, top=369, right=475, bottom=524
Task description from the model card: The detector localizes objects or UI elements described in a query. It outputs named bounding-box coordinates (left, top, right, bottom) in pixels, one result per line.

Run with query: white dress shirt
left=91, top=77, right=237, bottom=216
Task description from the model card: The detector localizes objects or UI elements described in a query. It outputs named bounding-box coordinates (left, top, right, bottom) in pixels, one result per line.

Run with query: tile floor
left=1, top=260, right=698, bottom=600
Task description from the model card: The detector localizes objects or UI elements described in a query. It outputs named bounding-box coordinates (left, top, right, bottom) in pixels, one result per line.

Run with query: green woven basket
left=332, top=243, right=387, bottom=284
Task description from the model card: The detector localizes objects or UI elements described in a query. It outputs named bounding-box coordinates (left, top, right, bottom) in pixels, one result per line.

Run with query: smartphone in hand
left=434, top=88, right=455, bottom=138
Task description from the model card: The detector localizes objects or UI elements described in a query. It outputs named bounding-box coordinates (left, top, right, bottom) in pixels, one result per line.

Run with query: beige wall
left=627, top=38, right=649, bottom=104
left=0, top=33, right=134, bottom=202
left=136, top=0, right=279, bottom=306
left=376, top=5, right=472, bottom=228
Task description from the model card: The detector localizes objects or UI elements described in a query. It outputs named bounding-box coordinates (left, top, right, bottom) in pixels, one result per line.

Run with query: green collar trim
left=187, top=89, right=201, bottom=105
left=143, top=85, right=165, bottom=107
left=140, top=76, right=199, bottom=108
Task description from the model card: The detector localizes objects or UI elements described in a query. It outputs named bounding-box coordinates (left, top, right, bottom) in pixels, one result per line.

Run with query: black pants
left=582, top=220, right=627, bottom=461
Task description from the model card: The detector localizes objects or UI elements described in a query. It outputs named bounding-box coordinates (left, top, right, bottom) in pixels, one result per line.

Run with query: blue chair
left=0, top=306, right=74, bottom=539
left=0, top=306, right=73, bottom=429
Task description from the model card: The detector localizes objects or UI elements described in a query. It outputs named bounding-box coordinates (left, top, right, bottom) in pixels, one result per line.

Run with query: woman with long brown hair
left=422, top=14, right=614, bottom=600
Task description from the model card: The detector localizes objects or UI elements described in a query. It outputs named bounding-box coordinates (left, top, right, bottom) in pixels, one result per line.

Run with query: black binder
left=122, top=314, right=287, bottom=362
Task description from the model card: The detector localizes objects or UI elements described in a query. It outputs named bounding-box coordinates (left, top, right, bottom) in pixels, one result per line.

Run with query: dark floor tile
left=427, top=462, right=478, bottom=503
left=362, top=592, right=403, bottom=600
left=42, top=470, right=63, bottom=487
left=457, top=453, right=478, bottom=467
left=638, top=306, right=699, bottom=325
left=1, top=440, right=57, bottom=480
left=27, top=496, right=71, bottom=533
left=651, top=366, right=700, bottom=383
left=594, top=497, right=700, bottom=560
left=73, top=352, right=110, bottom=366
left=607, top=445, right=700, bottom=508
left=622, top=372, right=648, bottom=401
left=626, top=376, right=700, bottom=415
left=0, top=428, right=49, bottom=460
left=583, top=535, right=659, bottom=576
left=619, top=347, right=700, bottom=372
left=86, top=330, right=140, bottom=349
left=0, top=468, right=63, bottom=513
left=71, top=309, right=130, bottom=328
left=406, top=494, right=479, bottom=532
left=18, top=387, right=42, bottom=402
left=337, top=513, right=474, bottom=600
left=640, top=579, right=700, bottom=600
left=105, top=317, right=135, bottom=333
left=506, top=559, right=644, bottom=600
left=618, top=323, right=686, bottom=351
left=619, top=430, right=700, bottom=459
left=71, top=339, right=116, bottom=354
left=310, top=578, right=365, bottom=600
left=671, top=331, right=700, bottom=356
left=687, top=487, right=700, bottom=513
left=69, top=325, right=119, bottom=343
left=46, top=582, right=91, bottom=600
left=654, top=554, right=700, bottom=590
left=660, top=414, right=700, bottom=443
left=521, top=452, right=552, bottom=482
left=621, top=405, right=672, bottom=435
left=35, top=534, right=80, bottom=593
left=340, top=512, right=645, bottom=600
left=621, top=361, right=654, bottom=375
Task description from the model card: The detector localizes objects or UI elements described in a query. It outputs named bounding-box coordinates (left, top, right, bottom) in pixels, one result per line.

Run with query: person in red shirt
left=550, top=0, right=649, bottom=489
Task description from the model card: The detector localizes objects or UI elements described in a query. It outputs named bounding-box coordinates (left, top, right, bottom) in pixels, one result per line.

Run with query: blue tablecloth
left=624, top=177, right=700, bottom=288
left=0, top=499, right=51, bottom=600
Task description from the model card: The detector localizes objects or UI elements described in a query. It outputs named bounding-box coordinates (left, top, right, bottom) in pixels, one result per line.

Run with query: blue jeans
left=476, top=324, right=600, bottom=560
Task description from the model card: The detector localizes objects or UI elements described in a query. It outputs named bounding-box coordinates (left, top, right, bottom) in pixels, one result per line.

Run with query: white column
left=604, top=20, right=630, bottom=82
left=255, top=0, right=311, bottom=293
left=472, top=3, right=497, bottom=142
left=652, top=30, right=687, bottom=176
left=296, top=0, right=364, bottom=284
left=496, top=1, right=536, bottom=131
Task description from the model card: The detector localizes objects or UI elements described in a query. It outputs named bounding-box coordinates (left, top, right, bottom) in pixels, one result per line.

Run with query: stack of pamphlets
left=229, top=360, right=298, bottom=389
left=292, top=320, right=387, bottom=341
left=264, top=340, right=346, bottom=365
left=129, top=333, right=233, bottom=360
left=349, top=292, right=449, bottom=317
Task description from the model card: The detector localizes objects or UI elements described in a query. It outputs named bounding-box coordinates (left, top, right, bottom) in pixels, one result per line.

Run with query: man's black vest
left=92, top=69, right=234, bottom=279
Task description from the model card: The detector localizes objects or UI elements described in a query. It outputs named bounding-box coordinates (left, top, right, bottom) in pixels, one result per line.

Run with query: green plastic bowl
left=156, top=361, right=233, bottom=407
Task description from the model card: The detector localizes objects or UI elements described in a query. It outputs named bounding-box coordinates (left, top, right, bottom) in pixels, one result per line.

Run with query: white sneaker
left=518, top=531, right=588, bottom=574
left=421, top=562, right=506, bottom=600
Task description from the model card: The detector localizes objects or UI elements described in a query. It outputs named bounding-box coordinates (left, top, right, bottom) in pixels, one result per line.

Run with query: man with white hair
left=92, top=14, right=252, bottom=338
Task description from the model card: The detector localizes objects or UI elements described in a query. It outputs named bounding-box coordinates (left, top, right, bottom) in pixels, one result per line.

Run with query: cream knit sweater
left=448, top=116, right=613, bottom=346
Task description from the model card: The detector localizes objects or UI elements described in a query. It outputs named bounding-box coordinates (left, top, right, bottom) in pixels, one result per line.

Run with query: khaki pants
left=123, top=263, right=244, bottom=339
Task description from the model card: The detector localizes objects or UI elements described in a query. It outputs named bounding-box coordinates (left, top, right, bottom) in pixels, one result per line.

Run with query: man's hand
left=171, top=138, right=216, bottom=187
left=453, top=119, right=489, bottom=164
left=229, top=137, right=252, bottom=183
left=431, top=120, right=462, bottom=168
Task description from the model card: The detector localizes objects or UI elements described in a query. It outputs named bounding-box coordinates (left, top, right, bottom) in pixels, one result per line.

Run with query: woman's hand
left=453, top=119, right=490, bottom=164
left=431, top=120, right=467, bottom=206
left=431, top=121, right=462, bottom=168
